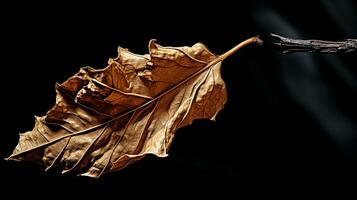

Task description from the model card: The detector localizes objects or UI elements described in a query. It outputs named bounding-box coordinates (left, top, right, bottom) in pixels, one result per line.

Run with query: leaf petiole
left=219, top=36, right=263, bottom=61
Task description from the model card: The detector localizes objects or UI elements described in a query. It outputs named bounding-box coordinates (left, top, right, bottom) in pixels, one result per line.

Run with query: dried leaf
left=7, top=37, right=260, bottom=178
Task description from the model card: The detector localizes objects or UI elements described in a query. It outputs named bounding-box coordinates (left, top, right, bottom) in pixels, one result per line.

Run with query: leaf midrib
left=8, top=55, right=223, bottom=159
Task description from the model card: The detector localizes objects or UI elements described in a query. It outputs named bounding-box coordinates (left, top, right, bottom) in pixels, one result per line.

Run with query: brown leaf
left=7, top=37, right=260, bottom=178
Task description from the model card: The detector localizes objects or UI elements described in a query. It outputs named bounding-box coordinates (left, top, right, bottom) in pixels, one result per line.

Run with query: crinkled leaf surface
left=8, top=39, right=227, bottom=177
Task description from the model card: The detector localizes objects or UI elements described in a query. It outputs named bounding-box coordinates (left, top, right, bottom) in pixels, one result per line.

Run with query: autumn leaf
left=7, top=37, right=261, bottom=178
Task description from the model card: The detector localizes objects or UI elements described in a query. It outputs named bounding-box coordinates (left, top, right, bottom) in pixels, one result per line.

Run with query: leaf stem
left=219, top=36, right=263, bottom=61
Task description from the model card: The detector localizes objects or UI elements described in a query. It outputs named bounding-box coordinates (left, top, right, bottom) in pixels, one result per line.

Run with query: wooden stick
left=270, top=33, right=357, bottom=54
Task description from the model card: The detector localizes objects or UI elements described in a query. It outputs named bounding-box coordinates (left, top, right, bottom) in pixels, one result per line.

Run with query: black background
left=1, top=0, right=356, bottom=196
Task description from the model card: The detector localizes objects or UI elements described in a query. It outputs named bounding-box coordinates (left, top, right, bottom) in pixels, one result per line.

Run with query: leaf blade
left=6, top=36, right=263, bottom=177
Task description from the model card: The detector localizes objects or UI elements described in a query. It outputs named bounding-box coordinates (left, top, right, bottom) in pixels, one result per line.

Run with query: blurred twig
left=271, top=33, right=357, bottom=54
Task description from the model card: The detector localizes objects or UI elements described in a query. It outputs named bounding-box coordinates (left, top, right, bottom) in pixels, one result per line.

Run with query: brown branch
left=270, top=33, right=357, bottom=54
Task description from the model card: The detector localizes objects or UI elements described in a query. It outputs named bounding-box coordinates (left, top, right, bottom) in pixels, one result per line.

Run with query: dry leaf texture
left=8, top=39, right=227, bottom=177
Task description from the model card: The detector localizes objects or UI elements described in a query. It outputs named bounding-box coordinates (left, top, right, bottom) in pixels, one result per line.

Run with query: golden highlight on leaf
left=7, top=37, right=260, bottom=178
